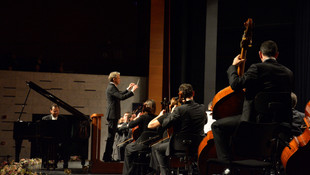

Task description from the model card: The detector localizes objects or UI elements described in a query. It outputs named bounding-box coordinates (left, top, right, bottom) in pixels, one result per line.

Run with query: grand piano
left=13, top=81, right=91, bottom=168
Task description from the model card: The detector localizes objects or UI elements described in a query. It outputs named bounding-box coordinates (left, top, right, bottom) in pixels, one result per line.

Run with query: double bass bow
left=197, top=18, right=253, bottom=175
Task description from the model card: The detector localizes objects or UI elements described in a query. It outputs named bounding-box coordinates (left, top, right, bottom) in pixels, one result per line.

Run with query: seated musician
left=147, top=96, right=180, bottom=174
left=42, top=104, right=65, bottom=121
left=291, top=92, right=306, bottom=136
left=211, top=40, right=293, bottom=174
left=122, top=99, right=158, bottom=175
left=116, top=112, right=138, bottom=155
left=148, top=83, right=207, bottom=175
left=41, top=104, right=69, bottom=169
left=115, top=112, right=131, bottom=161
left=203, top=101, right=215, bottom=134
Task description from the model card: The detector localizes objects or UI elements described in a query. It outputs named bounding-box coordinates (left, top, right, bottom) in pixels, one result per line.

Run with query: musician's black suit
left=41, top=114, right=69, bottom=168
left=103, top=82, right=134, bottom=161
left=155, top=100, right=207, bottom=175
left=122, top=113, right=157, bottom=175
left=211, top=58, right=294, bottom=160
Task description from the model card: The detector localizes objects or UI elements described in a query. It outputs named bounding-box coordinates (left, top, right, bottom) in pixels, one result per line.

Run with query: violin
left=116, top=107, right=143, bottom=147
left=131, top=106, right=145, bottom=142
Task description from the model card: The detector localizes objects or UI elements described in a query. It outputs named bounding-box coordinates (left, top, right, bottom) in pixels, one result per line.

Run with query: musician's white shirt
left=204, top=111, right=215, bottom=133
left=51, top=114, right=58, bottom=120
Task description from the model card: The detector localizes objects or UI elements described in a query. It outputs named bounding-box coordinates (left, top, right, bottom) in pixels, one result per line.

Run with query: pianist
left=41, top=104, right=69, bottom=169
left=42, top=104, right=64, bottom=120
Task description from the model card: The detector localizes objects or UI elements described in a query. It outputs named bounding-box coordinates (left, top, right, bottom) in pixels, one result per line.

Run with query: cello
left=281, top=101, right=310, bottom=175
left=197, top=18, right=253, bottom=175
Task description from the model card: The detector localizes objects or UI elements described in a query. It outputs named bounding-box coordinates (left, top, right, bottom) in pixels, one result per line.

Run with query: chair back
left=232, top=121, right=279, bottom=160
left=254, top=92, right=292, bottom=123
left=170, top=133, right=203, bottom=156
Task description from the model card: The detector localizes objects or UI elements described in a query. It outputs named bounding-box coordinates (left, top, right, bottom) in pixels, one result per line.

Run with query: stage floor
left=39, top=160, right=123, bottom=175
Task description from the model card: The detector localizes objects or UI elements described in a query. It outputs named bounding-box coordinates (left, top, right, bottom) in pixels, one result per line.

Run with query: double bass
left=197, top=18, right=253, bottom=175
left=281, top=101, right=310, bottom=175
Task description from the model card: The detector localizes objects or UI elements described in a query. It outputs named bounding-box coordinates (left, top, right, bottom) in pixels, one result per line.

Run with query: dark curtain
left=294, top=0, right=310, bottom=111
left=170, top=0, right=206, bottom=104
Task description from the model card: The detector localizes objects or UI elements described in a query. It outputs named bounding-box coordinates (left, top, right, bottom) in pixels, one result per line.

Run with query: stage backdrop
left=0, top=70, right=147, bottom=162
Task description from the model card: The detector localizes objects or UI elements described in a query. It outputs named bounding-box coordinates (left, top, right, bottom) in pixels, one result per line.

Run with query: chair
left=206, top=92, right=292, bottom=175
left=168, top=134, right=201, bottom=175
left=206, top=121, right=280, bottom=175
left=254, top=92, right=292, bottom=124
left=132, top=149, right=152, bottom=175
left=132, top=131, right=159, bottom=175
left=254, top=92, right=293, bottom=163
left=232, top=121, right=281, bottom=174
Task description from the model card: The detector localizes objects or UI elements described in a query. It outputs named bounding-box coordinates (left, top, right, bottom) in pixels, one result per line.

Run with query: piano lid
left=26, top=81, right=90, bottom=121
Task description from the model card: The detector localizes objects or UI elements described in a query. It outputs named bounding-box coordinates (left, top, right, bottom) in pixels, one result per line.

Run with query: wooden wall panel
left=148, top=0, right=165, bottom=114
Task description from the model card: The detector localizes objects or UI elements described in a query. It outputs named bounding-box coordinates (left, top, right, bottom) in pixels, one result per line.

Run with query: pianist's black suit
left=41, top=114, right=69, bottom=168
left=42, top=114, right=65, bottom=120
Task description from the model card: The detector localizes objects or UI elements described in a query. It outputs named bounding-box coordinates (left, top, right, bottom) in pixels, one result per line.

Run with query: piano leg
left=15, top=139, right=23, bottom=162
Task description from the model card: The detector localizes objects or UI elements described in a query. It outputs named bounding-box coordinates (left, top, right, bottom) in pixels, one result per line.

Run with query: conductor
left=103, top=71, right=138, bottom=162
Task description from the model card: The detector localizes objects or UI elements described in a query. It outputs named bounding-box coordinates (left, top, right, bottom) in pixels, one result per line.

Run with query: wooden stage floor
left=39, top=160, right=123, bottom=175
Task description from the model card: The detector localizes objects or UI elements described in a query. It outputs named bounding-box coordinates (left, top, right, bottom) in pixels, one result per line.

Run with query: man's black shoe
left=103, top=158, right=111, bottom=162
left=103, top=156, right=112, bottom=162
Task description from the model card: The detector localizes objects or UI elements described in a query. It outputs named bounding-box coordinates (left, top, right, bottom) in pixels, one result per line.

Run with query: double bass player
left=211, top=40, right=294, bottom=174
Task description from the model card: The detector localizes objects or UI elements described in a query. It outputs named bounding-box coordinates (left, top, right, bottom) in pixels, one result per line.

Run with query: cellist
left=211, top=40, right=294, bottom=174
left=122, top=99, right=158, bottom=175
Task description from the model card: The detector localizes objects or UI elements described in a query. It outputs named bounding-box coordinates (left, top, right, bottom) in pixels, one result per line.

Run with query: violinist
left=211, top=40, right=294, bottom=174
left=122, top=99, right=157, bottom=175
left=115, top=112, right=131, bottom=161
left=147, top=97, right=180, bottom=174
left=148, top=83, right=206, bottom=175
left=148, top=97, right=179, bottom=131
left=115, top=112, right=138, bottom=156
